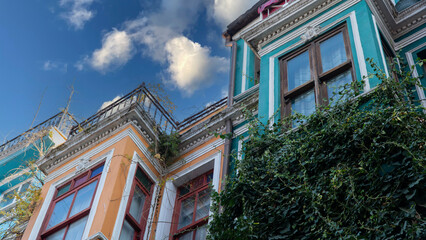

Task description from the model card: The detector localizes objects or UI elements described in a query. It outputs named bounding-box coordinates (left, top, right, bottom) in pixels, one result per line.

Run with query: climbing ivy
left=208, top=59, right=426, bottom=239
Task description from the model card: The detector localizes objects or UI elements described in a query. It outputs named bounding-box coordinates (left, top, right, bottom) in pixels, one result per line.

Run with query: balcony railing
left=177, top=97, right=227, bottom=131
left=0, top=112, right=77, bottom=155
left=68, top=83, right=179, bottom=136
left=68, top=83, right=229, bottom=138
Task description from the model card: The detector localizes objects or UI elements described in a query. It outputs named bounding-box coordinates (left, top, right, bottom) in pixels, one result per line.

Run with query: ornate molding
left=75, top=158, right=90, bottom=174
left=240, top=0, right=340, bottom=50
left=368, top=0, right=426, bottom=39
left=301, top=25, right=321, bottom=42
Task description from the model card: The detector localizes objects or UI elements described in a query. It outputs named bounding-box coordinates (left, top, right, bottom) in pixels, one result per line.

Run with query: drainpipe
left=221, top=41, right=237, bottom=189
left=227, top=41, right=237, bottom=106
left=221, top=118, right=233, bottom=191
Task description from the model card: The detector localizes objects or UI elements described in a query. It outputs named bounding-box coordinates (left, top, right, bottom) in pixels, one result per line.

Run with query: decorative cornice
left=367, top=0, right=426, bottom=39
left=38, top=107, right=160, bottom=174
left=240, top=0, right=340, bottom=51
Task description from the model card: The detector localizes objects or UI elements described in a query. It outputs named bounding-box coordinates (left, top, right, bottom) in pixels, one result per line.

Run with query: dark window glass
left=73, top=175, right=88, bottom=188
left=136, top=168, right=152, bottom=191
left=90, top=165, right=104, bottom=178
left=56, top=183, right=71, bottom=198
left=179, top=185, right=191, bottom=197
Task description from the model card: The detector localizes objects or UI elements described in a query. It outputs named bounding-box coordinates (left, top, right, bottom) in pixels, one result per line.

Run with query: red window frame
left=171, top=170, right=213, bottom=240
left=120, top=166, right=154, bottom=240
left=38, top=163, right=104, bottom=240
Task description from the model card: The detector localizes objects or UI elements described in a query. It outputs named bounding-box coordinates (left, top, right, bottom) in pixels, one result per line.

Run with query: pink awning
left=257, top=0, right=285, bottom=14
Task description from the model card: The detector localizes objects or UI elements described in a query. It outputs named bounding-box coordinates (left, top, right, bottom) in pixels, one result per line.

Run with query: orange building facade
left=21, top=83, right=258, bottom=240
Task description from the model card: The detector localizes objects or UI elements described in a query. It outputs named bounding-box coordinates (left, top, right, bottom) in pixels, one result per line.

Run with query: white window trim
left=155, top=151, right=222, bottom=240
left=0, top=178, right=34, bottom=212
left=405, top=42, right=426, bottom=109
left=111, top=151, right=159, bottom=240
left=372, top=14, right=390, bottom=78
left=242, top=41, right=248, bottom=93
left=28, top=149, right=114, bottom=240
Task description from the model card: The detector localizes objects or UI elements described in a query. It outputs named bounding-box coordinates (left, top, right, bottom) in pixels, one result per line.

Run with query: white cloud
left=205, top=101, right=215, bottom=108
left=165, top=36, right=227, bottom=95
left=79, top=0, right=231, bottom=95
left=89, top=29, right=134, bottom=73
left=59, top=0, right=96, bottom=30
left=211, top=0, right=258, bottom=29
left=43, top=60, right=68, bottom=72
left=99, top=95, right=121, bottom=111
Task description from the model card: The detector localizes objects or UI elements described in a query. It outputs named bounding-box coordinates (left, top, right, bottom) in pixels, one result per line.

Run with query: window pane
left=320, top=32, right=347, bottom=72
left=179, top=185, right=191, bottom=197
left=57, top=183, right=71, bottom=198
left=69, top=180, right=97, bottom=217
left=291, top=89, right=316, bottom=127
left=119, top=220, right=135, bottom=240
left=64, top=215, right=88, bottom=240
left=136, top=168, right=152, bottom=191
left=46, top=227, right=66, bottom=240
left=327, top=70, right=352, bottom=104
left=47, top=193, right=75, bottom=229
left=19, top=182, right=31, bottom=193
left=195, top=225, right=208, bottom=240
left=178, top=196, right=195, bottom=229
left=292, top=89, right=316, bottom=116
left=195, top=189, right=210, bottom=221
left=178, top=230, right=193, bottom=240
left=73, top=175, right=88, bottom=188
left=207, top=172, right=213, bottom=183
left=90, top=165, right=104, bottom=178
left=0, top=191, right=15, bottom=208
left=129, top=185, right=146, bottom=222
left=287, top=50, right=311, bottom=91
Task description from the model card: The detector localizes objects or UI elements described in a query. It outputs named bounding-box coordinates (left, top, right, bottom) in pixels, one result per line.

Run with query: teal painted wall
left=234, top=39, right=257, bottom=96
left=234, top=39, right=244, bottom=96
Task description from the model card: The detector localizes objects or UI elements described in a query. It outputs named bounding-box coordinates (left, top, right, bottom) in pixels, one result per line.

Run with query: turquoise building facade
left=223, top=0, right=425, bottom=171
left=0, top=112, right=75, bottom=237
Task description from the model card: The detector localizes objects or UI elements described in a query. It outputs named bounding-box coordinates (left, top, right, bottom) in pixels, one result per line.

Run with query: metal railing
left=68, top=83, right=179, bottom=136
left=0, top=112, right=77, bottom=154
left=68, top=83, right=229, bottom=138
left=176, top=97, right=228, bottom=131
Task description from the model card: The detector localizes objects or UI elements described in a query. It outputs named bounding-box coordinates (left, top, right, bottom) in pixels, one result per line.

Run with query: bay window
left=39, top=163, right=104, bottom=240
left=280, top=24, right=355, bottom=126
left=119, top=167, right=153, bottom=240
left=171, top=171, right=213, bottom=240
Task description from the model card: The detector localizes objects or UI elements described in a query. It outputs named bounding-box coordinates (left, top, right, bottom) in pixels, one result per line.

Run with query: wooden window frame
left=171, top=170, right=213, bottom=240
left=120, top=166, right=154, bottom=240
left=280, top=24, right=355, bottom=119
left=38, top=163, right=104, bottom=240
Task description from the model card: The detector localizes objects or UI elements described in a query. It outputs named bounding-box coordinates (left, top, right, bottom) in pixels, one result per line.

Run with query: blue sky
left=0, top=0, right=257, bottom=141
